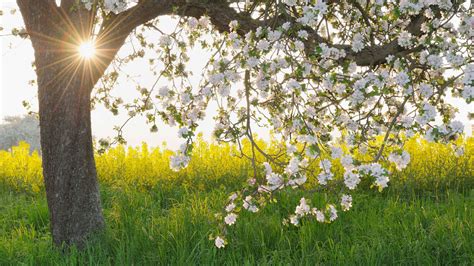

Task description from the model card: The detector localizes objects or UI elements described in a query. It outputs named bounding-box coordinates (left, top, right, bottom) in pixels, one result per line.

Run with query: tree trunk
left=17, top=0, right=135, bottom=248
left=37, top=56, right=104, bottom=247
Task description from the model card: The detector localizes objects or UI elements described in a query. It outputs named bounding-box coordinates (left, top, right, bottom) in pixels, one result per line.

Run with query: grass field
left=0, top=137, right=473, bottom=265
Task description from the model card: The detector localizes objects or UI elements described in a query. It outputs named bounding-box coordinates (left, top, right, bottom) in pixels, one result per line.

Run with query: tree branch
left=87, top=0, right=433, bottom=92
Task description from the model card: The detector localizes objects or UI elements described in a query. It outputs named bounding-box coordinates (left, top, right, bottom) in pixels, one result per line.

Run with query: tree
left=10, top=0, right=472, bottom=247
left=0, top=115, right=41, bottom=152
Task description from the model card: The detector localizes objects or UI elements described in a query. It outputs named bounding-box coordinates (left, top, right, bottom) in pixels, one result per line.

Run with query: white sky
left=0, top=1, right=226, bottom=148
left=1, top=1, right=472, bottom=149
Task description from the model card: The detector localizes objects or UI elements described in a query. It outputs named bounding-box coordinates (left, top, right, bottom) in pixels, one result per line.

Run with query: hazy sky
left=1, top=1, right=472, bottom=149
left=0, top=1, right=229, bottom=148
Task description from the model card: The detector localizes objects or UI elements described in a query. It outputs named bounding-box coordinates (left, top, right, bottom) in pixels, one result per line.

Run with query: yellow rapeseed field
left=1, top=135, right=472, bottom=194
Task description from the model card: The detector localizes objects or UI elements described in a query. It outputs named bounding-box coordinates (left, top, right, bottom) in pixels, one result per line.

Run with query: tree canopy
left=0, top=115, right=40, bottom=152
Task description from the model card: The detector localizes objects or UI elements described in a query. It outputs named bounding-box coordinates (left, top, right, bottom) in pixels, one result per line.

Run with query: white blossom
left=427, top=54, right=443, bottom=69
left=243, top=196, right=259, bottom=213
left=341, top=194, right=353, bottom=211
left=225, top=203, right=236, bottom=212
left=295, top=198, right=310, bottom=216
left=395, top=71, right=410, bottom=86
left=351, top=33, right=365, bottom=52
left=158, top=35, right=172, bottom=47
left=344, top=170, right=361, bottom=190
left=224, top=213, right=238, bottom=225
left=215, top=236, right=226, bottom=248
left=388, top=151, right=411, bottom=171
left=397, top=31, right=413, bottom=48
left=328, top=205, right=338, bottom=221
left=331, top=146, right=343, bottom=159
left=177, top=127, right=189, bottom=138
left=169, top=154, right=190, bottom=171
left=449, top=121, right=464, bottom=134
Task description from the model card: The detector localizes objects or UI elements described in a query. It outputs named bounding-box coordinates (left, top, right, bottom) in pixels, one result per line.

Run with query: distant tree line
left=0, top=115, right=41, bottom=152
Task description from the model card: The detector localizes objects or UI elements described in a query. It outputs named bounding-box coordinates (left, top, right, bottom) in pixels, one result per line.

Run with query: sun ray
left=78, top=40, right=96, bottom=59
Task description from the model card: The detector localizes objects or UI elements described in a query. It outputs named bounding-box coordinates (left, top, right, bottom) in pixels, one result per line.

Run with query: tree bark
left=37, top=59, right=105, bottom=247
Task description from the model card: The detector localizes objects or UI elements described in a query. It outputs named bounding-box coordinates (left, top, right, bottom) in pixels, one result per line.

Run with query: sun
left=78, top=40, right=96, bottom=59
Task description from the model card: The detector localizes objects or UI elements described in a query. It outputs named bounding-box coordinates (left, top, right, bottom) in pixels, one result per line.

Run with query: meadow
left=0, top=136, right=473, bottom=265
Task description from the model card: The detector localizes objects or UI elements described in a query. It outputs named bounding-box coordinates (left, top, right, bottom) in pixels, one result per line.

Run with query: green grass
left=0, top=181, right=473, bottom=265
